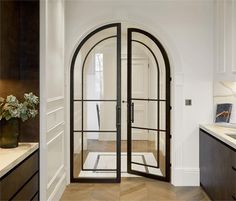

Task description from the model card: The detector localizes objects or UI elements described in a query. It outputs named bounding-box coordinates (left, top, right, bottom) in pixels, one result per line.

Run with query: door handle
left=116, top=105, right=121, bottom=127
left=122, top=100, right=127, bottom=103
left=131, top=102, right=134, bottom=123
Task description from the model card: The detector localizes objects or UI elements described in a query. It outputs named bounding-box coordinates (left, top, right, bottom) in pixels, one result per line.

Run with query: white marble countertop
left=0, top=143, right=39, bottom=178
left=200, top=124, right=236, bottom=150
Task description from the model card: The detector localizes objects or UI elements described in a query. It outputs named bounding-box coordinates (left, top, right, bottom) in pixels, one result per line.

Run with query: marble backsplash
left=214, top=81, right=236, bottom=123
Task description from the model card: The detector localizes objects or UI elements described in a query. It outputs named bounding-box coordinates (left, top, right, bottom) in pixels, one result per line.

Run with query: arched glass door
left=127, top=28, right=171, bottom=181
left=70, top=24, right=171, bottom=183
left=70, top=23, right=121, bottom=182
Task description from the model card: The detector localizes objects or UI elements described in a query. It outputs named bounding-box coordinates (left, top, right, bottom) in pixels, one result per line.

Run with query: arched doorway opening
left=70, top=23, right=171, bottom=183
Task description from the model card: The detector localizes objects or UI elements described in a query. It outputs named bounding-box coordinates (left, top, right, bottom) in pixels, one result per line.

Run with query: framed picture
left=215, top=103, right=233, bottom=123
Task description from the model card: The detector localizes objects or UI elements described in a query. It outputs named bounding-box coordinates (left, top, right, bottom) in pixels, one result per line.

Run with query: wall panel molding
left=47, top=130, right=64, bottom=145
left=47, top=96, right=64, bottom=111
left=47, top=122, right=65, bottom=142
left=216, top=0, right=226, bottom=74
left=47, top=165, right=65, bottom=200
left=47, top=96, right=64, bottom=103
left=232, top=0, right=236, bottom=73
left=47, top=107, right=64, bottom=131
left=48, top=173, right=66, bottom=201
left=46, top=131, right=64, bottom=189
left=47, top=165, right=64, bottom=191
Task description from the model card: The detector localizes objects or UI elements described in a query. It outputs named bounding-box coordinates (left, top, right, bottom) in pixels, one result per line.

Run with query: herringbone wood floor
left=60, top=177, right=210, bottom=201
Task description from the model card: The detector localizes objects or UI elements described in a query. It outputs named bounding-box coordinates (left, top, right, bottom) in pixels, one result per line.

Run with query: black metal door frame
left=70, top=23, right=121, bottom=183
left=127, top=28, right=171, bottom=182
left=70, top=24, right=170, bottom=183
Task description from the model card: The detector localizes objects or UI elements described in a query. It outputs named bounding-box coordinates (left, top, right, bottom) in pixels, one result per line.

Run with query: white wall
left=40, top=0, right=66, bottom=200
left=65, top=0, right=214, bottom=186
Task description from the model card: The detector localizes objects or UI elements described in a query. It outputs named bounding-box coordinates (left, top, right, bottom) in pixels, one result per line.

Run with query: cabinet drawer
left=12, top=172, right=38, bottom=201
left=0, top=150, right=39, bottom=200
left=31, top=193, right=39, bottom=201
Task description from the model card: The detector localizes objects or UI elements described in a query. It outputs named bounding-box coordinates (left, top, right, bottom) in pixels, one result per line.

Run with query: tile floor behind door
left=60, top=177, right=210, bottom=201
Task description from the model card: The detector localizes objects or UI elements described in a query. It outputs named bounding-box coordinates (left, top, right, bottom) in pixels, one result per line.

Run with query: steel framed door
left=70, top=23, right=121, bottom=183
left=127, top=28, right=171, bottom=181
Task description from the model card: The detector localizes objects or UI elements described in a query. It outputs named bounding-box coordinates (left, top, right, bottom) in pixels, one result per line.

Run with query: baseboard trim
left=172, top=167, right=199, bottom=186
left=47, top=173, right=66, bottom=201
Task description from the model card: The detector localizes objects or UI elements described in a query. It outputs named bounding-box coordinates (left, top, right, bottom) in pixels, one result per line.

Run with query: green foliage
left=0, top=93, right=39, bottom=122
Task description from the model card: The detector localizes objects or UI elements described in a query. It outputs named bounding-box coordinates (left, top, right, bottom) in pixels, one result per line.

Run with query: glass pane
left=83, top=38, right=117, bottom=100
left=131, top=45, right=158, bottom=100
left=131, top=128, right=158, bottom=167
left=74, top=55, right=82, bottom=100
left=159, top=131, right=166, bottom=177
left=129, top=129, right=166, bottom=177
left=131, top=100, right=148, bottom=129
left=83, top=132, right=117, bottom=169
left=73, top=132, right=82, bottom=178
left=74, top=102, right=82, bottom=131
left=74, top=132, right=117, bottom=179
left=132, top=100, right=159, bottom=130
left=131, top=59, right=149, bottom=99
left=132, top=32, right=166, bottom=100
left=131, top=163, right=163, bottom=176
left=148, top=57, right=158, bottom=99
left=73, top=27, right=117, bottom=100
left=83, top=101, right=116, bottom=131
left=160, top=101, right=166, bottom=131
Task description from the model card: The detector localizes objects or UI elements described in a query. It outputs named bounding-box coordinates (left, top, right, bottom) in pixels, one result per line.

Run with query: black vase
left=0, top=118, right=19, bottom=148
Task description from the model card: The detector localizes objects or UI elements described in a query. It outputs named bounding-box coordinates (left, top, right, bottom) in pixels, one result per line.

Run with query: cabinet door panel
left=215, top=0, right=236, bottom=81
left=0, top=151, right=39, bottom=200
left=12, top=172, right=38, bottom=201
left=200, top=129, right=235, bottom=201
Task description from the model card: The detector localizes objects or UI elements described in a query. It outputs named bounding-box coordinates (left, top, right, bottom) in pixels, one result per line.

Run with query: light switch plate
left=185, top=99, right=192, bottom=106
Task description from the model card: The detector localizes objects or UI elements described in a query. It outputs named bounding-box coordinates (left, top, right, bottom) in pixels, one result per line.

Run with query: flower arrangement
left=0, top=93, right=39, bottom=122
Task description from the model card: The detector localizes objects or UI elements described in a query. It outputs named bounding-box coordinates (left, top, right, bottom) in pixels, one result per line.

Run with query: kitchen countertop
left=0, top=143, right=39, bottom=178
left=200, top=124, right=236, bottom=150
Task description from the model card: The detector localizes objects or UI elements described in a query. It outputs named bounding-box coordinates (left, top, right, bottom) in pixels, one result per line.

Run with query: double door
left=71, top=23, right=171, bottom=183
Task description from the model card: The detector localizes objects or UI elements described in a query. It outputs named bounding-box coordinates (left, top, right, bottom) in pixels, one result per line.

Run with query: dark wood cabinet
left=0, top=0, right=39, bottom=80
left=200, top=129, right=236, bottom=201
left=0, top=0, right=39, bottom=142
left=0, top=150, right=39, bottom=201
left=0, top=2, right=40, bottom=200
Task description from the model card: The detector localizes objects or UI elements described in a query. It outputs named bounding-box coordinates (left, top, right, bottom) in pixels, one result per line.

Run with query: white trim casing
left=40, top=0, right=66, bottom=200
